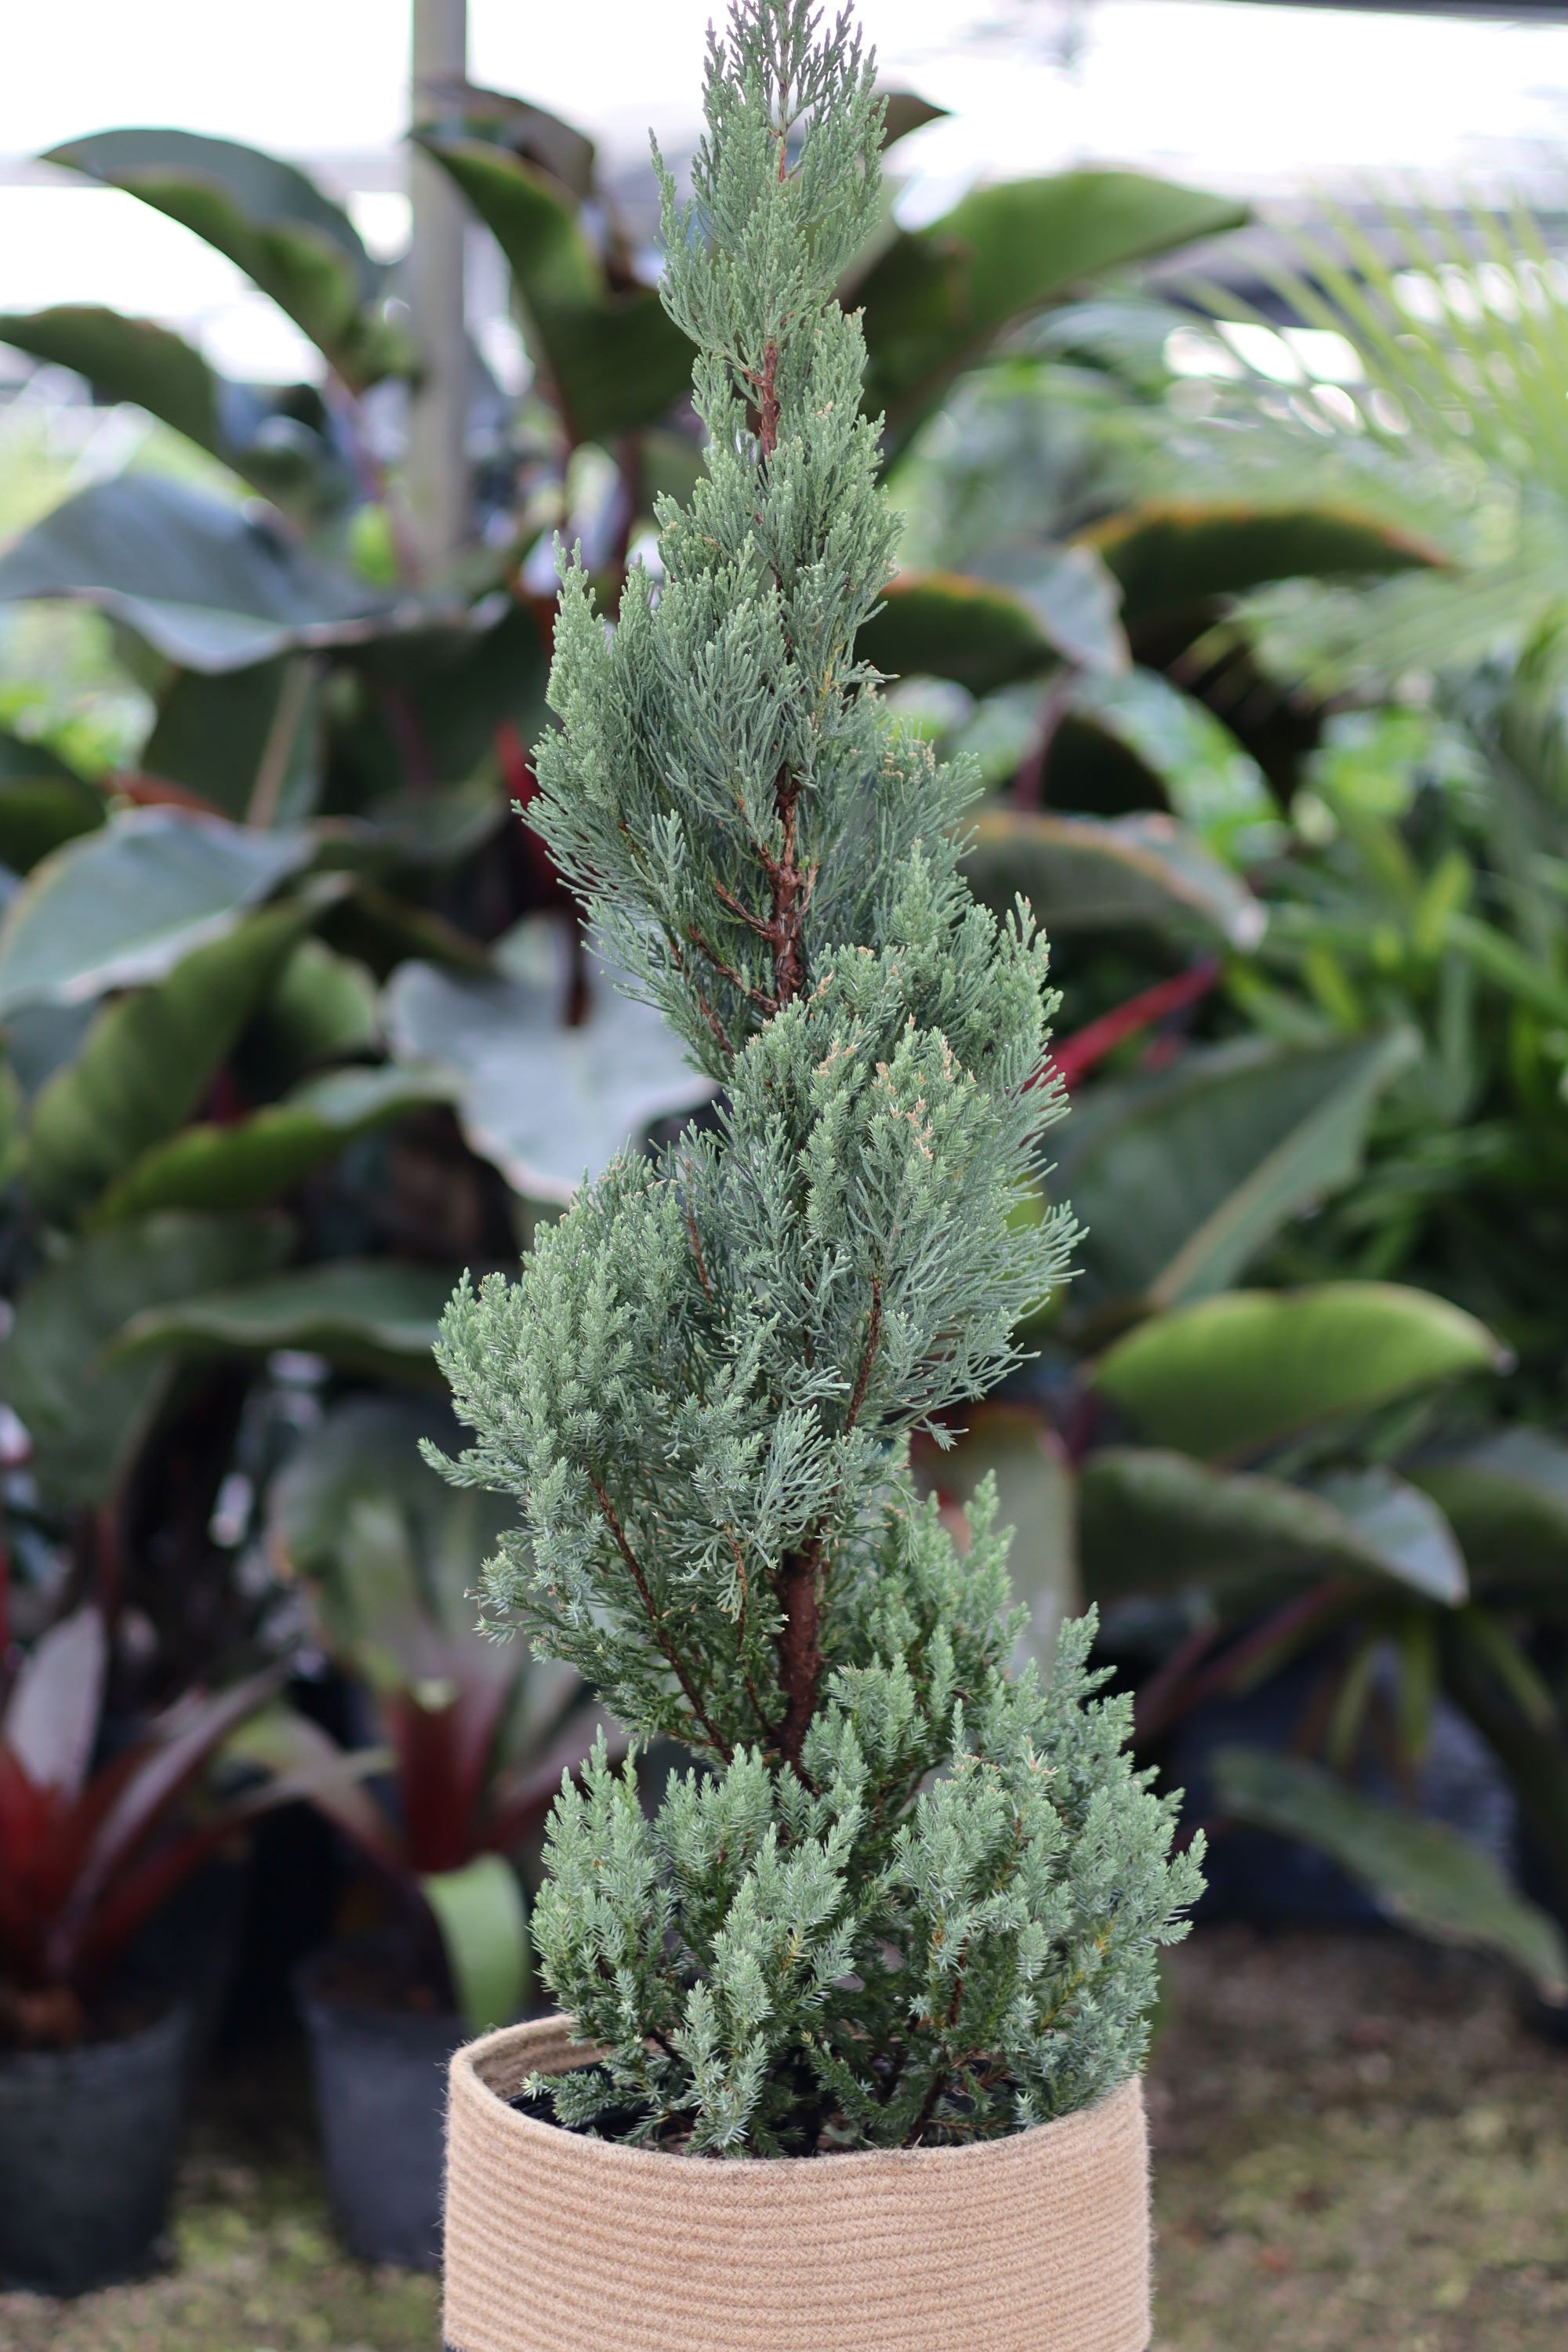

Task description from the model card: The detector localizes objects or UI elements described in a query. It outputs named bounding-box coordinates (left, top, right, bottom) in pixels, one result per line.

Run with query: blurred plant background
left=6, top=0, right=1568, bottom=2332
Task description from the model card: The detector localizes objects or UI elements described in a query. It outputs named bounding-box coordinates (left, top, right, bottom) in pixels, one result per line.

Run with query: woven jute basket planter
left=443, top=2016, right=1151, bottom=2352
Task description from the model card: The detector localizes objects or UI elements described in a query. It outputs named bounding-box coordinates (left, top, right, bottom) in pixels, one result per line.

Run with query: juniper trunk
left=431, top=0, right=1202, bottom=2157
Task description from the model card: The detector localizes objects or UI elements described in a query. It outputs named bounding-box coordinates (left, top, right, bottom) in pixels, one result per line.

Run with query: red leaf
left=52, top=1662, right=285, bottom=1971
left=486, top=1707, right=621, bottom=1853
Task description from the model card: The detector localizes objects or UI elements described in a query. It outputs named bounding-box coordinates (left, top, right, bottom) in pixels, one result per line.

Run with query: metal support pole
left=407, top=0, right=470, bottom=578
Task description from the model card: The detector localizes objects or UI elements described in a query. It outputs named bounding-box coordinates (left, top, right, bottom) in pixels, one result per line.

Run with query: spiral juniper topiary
left=430, top=0, right=1202, bottom=2155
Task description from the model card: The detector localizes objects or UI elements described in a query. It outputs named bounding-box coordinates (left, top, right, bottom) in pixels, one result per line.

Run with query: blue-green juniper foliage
left=430, top=0, right=1201, bottom=2154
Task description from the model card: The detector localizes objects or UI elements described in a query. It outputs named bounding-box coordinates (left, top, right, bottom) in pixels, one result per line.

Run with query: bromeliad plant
left=0, top=1601, right=285, bottom=2047
left=431, top=0, right=1200, bottom=2158
left=248, top=1396, right=601, bottom=2034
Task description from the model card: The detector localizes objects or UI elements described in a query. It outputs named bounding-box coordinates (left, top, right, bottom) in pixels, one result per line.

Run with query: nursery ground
left=2, top=1924, right=1565, bottom=2352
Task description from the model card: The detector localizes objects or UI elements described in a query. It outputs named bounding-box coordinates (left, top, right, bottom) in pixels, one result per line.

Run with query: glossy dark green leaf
left=422, top=1854, right=531, bottom=2034
left=1067, top=669, right=1279, bottom=862
left=962, top=808, right=1265, bottom=949
left=143, top=656, right=324, bottom=825
left=23, top=895, right=318, bottom=1225
left=411, top=75, right=599, bottom=199
left=111, top=1258, right=459, bottom=1384
left=268, top=1394, right=514, bottom=1646
left=336, top=600, right=551, bottom=802
left=0, top=807, right=310, bottom=1018
left=237, top=938, right=380, bottom=1094
left=1413, top=1428, right=1568, bottom=1603
left=384, top=918, right=712, bottom=1202
left=1054, top=1029, right=1416, bottom=1314
left=0, top=476, right=396, bottom=673
left=0, top=729, right=103, bottom=872
left=416, top=135, right=691, bottom=444
left=91, top=1064, right=450, bottom=1224
left=862, top=550, right=1126, bottom=691
left=1305, top=1468, right=1468, bottom=1605
left=1080, top=1448, right=1466, bottom=1605
left=1213, top=1746, right=1568, bottom=1999
left=862, top=572, right=1059, bottom=693
left=878, top=91, right=949, bottom=150
left=860, top=172, right=1247, bottom=453
left=1094, top=1283, right=1506, bottom=1463
left=45, top=129, right=402, bottom=387
left=1089, top=499, right=1445, bottom=634
left=0, top=306, right=224, bottom=458
left=916, top=1402, right=1078, bottom=1657
left=0, top=1211, right=291, bottom=1508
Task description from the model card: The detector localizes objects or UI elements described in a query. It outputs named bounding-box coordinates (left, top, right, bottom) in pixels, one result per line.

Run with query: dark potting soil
left=508, top=2067, right=653, bottom=2143
left=0, top=1981, right=165, bottom=2056
left=306, top=1944, right=452, bottom=2020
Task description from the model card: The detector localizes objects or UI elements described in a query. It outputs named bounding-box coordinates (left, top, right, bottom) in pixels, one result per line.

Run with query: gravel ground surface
left=3, top=1924, right=1565, bottom=2351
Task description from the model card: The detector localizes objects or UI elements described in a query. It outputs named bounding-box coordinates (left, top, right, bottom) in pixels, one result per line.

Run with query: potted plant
left=428, top=7, right=1202, bottom=2349
left=0, top=1602, right=285, bottom=2294
left=253, top=1396, right=599, bottom=2269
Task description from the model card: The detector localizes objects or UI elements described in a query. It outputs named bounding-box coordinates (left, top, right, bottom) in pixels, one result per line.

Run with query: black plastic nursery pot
left=0, top=1998, right=193, bottom=2296
left=297, top=1949, right=466, bottom=2271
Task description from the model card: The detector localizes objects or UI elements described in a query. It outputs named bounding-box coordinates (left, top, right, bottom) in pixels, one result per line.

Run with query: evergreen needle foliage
left=431, top=0, right=1202, bottom=2155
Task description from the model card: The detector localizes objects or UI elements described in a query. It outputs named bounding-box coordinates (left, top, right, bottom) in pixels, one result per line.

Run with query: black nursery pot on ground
left=296, top=1947, right=466, bottom=2270
left=0, top=1999, right=193, bottom=2296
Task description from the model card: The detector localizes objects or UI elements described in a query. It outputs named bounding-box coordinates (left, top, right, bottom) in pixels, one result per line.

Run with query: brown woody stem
left=589, top=1478, right=732, bottom=1761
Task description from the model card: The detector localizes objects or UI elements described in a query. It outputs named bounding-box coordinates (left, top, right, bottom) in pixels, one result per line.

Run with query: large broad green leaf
left=0, top=1055, right=20, bottom=1185
left=0, top=807, right=310, bottom=1016
left=421, top=1855, right=530, bottom=2034
left=22, top=895, right=318, bottom=1225
left=384, top=918, right=712, bottom=1203
left=335, top=600, right=552, bottom=804
left=1413, top=1428, right=1568, bottom=1604
left=269, top=1395, right=513, bottom=1646
left=862, top=552, right=1127, bottom=691
left=1068, top=670, right=1280, bottom=864
left=1054, top=1029, right=1416, bottom=1316
left=0, top=307, right=224, bottom=460
left=1439, top=1610, right=1568, bottom=1907
left=1094, top=1283, right=1504, bottom=1464
left=143, top=657, right=325, bottom=825
left=416, top=135, right=691, bottom=445
left=0, top=476, right=393, bottom=673
left=1306, top=1469, right=1468, bottom=1606
left=45, top=130, right=402, bottom=387
left=916, top=1403, right=1079, bottom=1657
left=963, top=809, right=1264, bottom=949
left=0, top=1211, right=290, bottom=1508
left=1080, top=1448, right=1466, bottom=1606
left=859, top=172, right=1247, bottom=454
left=90, top=1064, right=449, bottom=1225
left=237, top=938, right=380, bottom=1094
left=111, top=1259, right=459, bottom=1384
left=0, top=730, right=103, bottom=873
left=0, top=309, right=345, bottom=514
left=861, top=572, right=1060, bottom=694
left=1212, top=1747, right=1568, bottom=2001
left=1087, top=499, right=1444, bottom=635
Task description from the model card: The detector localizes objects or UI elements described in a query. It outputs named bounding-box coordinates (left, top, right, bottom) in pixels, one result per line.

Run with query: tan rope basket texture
left=444, top=2016, right=1151, bottom=2352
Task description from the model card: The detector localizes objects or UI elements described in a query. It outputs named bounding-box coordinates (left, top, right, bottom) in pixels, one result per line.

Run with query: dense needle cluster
left=432, top=0, right=1201, bottom=2154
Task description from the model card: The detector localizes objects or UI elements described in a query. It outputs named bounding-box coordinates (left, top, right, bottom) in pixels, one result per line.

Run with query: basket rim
left=450, top=2012, right=1144, bottom=2179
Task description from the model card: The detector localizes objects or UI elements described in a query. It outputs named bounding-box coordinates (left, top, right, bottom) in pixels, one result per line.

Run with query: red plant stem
left=1042, top=959, right=1221, bottom=1094
left=1137, top=1584, right=1355, bottom=1747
